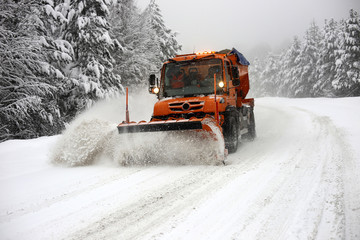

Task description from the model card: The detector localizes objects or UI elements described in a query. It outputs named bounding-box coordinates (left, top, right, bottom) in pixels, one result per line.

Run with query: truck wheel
left=247, top=108, right=256, bottom=141
left=224, top=116, right=238, bottom=153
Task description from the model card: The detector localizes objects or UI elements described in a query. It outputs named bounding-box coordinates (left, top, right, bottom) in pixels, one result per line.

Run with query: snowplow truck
left=117, top=48, right=256, bottom=157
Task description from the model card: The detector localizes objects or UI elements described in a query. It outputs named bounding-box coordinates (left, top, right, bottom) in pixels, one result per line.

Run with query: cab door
left=224, top=60, right=237, bottom=106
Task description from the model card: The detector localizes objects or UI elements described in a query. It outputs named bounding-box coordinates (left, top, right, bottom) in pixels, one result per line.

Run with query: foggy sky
left=137, top=0, right=359, bottom=58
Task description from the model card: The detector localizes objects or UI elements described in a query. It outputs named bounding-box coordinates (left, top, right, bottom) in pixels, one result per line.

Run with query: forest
left=250, top=9, right=360, bottom=98
left=0, top=0, right=359, bottom=141
left=0, top=0, right=180, bottom=141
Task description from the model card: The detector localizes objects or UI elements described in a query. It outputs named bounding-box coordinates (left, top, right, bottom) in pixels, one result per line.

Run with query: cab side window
left=225, top=61, right=231, bottom=82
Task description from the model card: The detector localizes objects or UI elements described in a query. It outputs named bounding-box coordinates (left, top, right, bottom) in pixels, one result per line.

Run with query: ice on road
left=0, top=97, right=359, bottom=240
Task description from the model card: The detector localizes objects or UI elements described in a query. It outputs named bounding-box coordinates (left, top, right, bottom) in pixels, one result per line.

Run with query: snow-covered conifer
left=144, top=0, right=181, bottom=62
left=314, top=19, right=339, bottom=97
left=259, top=54, right=280, bottom=96
left=54, top=0, right=123, bottom=118
left=248, top=58, right=264, bottom=97
left=109, top=0, right=181, bottom=88
left=291, top=21, right=322, bottom=97
left=279, top=36, right=302, bottom=97
left=0, top=1, right=70, bottom=140
left=333, top=9, right=360, bottom=96
left=244, top=13, right=359, bottom=98
left=109, top=0, right=152, bottom=87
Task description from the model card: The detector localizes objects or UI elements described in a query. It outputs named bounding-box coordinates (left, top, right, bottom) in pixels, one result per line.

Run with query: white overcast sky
left=136, top=0, right=359, bottom=57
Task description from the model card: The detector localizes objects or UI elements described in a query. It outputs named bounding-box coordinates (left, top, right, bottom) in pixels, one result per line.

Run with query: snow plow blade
left=116, top=117, right=226, bottom=164
left=117, top=119, right=203, bottom=134
left=117, top=118, right=223, bottom=135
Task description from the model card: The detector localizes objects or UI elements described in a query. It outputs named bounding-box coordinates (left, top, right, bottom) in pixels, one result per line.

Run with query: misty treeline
left=250, top=9, right=360, bottom=98
left=0, top=0, right=180, bottom=141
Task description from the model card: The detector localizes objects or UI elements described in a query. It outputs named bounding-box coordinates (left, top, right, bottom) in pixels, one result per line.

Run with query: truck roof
left=169, top=48, right=250, bottom=66
left=171, top=52, right=227, bottom=62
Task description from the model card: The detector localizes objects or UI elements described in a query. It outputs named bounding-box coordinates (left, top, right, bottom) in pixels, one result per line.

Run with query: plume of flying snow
left=51, top=89, right=225, bottom=166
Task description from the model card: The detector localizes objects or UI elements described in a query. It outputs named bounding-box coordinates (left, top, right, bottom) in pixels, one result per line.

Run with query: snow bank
left=259, top=97, right=360, bottom=160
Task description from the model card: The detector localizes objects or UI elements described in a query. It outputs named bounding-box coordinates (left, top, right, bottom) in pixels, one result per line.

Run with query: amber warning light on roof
left=195, top=51, right=216, bottom=55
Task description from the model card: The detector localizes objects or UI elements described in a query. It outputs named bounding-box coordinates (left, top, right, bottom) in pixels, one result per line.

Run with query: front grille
left=169, top=101, right=204, bottom=112
left=169, top=102, right=183, bottom=106
left=170, top=108, right=184, bottom=112
left=191, top=106, right=203, bottom=110
left=152, top=112, right=209, bottom=120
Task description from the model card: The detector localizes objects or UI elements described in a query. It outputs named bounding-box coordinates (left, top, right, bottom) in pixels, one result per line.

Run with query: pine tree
left=42, top=0, right=74, bottom=75
left=144, top=0, right=181, bottom=62
left=54, top=0, right=123, bottom=119
left=333, top=9, right=360, bottom=96
left=291, top=21, right=322, bottom=97
left=278, top=36, right=302, bottom=97
left=0, top=0, right=71, bottom=141
left=259, top=54, right=280, bottom=96
left=109, top=0, right=150, bottom=87
left=315, top=19, right=339, bottom=97
left=248, top=58, right=264, bottom=97
left=109, top=0, right=181, bottom=88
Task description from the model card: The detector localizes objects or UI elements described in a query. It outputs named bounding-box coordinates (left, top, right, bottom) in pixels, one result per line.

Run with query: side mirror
left=148, top=74, right=159, bottom=94
left=232, top=79, right=240, bottom=87
left=149, top=74, right=156, bottom=86
left=231, top=66, right=239, bottom=79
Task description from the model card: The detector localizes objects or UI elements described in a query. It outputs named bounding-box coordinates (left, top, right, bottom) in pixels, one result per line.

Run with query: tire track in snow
left=66, top=166, right=233, bottom=240
left=277, top=108, right=351, bottom=240
left=2, top=98, right=358, bottom=240
left=65, top=103, right=300, bottom=240
left=150, top=104, right=304, bottom=240
left=67, top=150, right=273, bottom=240
left=0, top=168, right=141, bottom=223
left=0, top=167, right=189, bottom=240
left=141, top=102, right=354, bottom=240
left=230, top=105, right=349, bottom=240
left=67, top=104, right=298, bottom=240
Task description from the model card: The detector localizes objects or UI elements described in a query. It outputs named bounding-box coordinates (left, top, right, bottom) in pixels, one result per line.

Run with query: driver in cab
left=166, top=66, right=185, bottom=89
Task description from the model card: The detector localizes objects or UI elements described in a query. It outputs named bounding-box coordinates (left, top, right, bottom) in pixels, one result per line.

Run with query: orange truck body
left=118, top=48, right=256, bottom=154
left=151, top=51, right=253, bottom=120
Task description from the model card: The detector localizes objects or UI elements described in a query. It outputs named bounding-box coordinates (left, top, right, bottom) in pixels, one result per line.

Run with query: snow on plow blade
left=116, top=118, right=226, bottom=165
left=117, top=118, right=210, bottom=134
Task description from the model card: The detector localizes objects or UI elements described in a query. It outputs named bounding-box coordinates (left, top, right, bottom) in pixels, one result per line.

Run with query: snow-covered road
left=1, top=97, right=359, bottom=240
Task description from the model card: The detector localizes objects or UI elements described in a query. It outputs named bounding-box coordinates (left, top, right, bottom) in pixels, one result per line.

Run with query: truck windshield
left=162, top=58, right=224, bottom=97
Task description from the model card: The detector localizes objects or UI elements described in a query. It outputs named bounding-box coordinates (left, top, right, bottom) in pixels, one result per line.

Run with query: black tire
left=247, top=108, right=256, bottom=141
left=223, top=116, right=238, bottom=153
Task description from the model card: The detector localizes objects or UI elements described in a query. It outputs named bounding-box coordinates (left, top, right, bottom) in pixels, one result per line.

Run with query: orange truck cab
left=147, top=48, right=256, bottom=153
